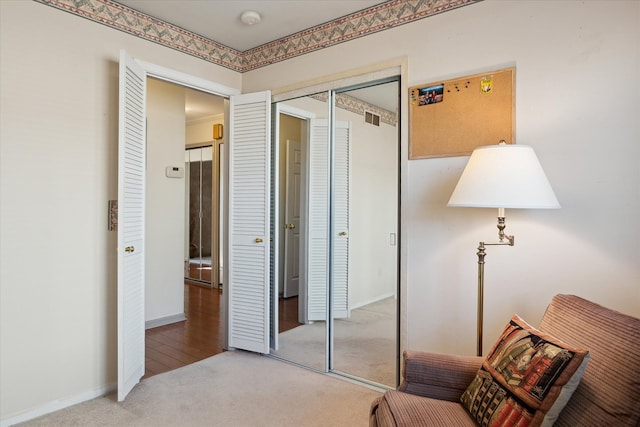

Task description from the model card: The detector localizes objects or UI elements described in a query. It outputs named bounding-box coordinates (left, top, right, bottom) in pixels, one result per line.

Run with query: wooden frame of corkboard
left=409, top=67, right=515, bottom=159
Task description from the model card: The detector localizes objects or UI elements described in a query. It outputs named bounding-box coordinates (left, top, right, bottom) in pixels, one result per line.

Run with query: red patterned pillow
left=461, top=315, right=589, bottom=427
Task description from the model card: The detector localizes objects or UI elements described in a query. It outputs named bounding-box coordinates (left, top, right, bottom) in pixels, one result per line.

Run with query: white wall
left=244, top=0, right=640, bottom=355
left=0, top=1, right=241, bottom=422
left=1, top=0, right=639, bottom=423
left=334, top=106, right=398, bottom=308
left=145, top=79, right=186, bottom=324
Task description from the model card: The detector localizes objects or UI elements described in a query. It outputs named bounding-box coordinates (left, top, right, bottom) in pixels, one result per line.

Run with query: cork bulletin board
left=409, top=67, right=515, bottom=159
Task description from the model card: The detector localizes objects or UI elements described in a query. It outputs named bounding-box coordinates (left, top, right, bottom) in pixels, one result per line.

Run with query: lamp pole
left=476, top=213, right=514, bottom=357
left=476, top=242, right=486, bottom=357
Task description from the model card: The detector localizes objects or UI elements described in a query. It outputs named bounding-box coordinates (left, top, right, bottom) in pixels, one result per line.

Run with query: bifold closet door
left=227, top=91, right=272, bottom=354
left=117, top=50, right=146, bottom=402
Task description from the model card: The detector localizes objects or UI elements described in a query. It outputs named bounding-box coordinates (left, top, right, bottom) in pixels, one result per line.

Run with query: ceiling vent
left=365, top=111, right=380, bottom=126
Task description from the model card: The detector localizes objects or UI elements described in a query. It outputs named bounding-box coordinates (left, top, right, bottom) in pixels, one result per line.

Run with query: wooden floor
left=144, top=282, right=300, bottom=379
left=279, top=292, right=301, bottom=333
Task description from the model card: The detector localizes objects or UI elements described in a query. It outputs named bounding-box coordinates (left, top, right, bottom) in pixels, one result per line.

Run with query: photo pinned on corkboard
left=409, top=67, right=515, bottom=159
left=413, top=84, right=444, bottom=106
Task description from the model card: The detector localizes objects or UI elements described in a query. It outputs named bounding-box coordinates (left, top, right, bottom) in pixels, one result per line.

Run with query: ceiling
left=114, top=1, right=389, bottom=52
left=126, top=1, right=395, bottom=121
left=183, top=87, right=227, bottom=122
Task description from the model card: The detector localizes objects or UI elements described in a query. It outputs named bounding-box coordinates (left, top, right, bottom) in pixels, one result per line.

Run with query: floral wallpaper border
left=312, top=93, right=398, bottom=126
left=35, top=0, right=477, bottom=72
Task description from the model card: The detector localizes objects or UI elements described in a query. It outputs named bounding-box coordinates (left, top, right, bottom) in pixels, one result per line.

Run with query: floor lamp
left=447, top=142, right=560, bottom=356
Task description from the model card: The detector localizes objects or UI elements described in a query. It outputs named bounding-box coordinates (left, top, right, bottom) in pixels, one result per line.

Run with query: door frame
left=141, top=63, right=238, bottom=345
left=141, top=64, right=238, bottom=351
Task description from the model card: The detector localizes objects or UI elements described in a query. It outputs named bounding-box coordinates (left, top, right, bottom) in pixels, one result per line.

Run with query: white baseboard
left=1, top=383, right=115, bottom=427
left=145, top=312, right=186, bottom=329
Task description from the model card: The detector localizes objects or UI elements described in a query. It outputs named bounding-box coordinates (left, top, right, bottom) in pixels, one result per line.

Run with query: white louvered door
left=117, top=50, right=146, bottom=401
left=332, top=121, right=351, bottom=319
left=307, top=119, right=330, bottom=321
left=228, top=91, right=271, bottom=354
left=306, top=119, right=350, bottom=321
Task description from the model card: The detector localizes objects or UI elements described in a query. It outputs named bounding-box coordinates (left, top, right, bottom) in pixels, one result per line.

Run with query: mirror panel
left=271, top=79, right=400, bottom=388
left=331, top=81, right=399, bottom=386
left=271, top=92, right=330, bottom=371
left=185, top=146, right=214, bottom=285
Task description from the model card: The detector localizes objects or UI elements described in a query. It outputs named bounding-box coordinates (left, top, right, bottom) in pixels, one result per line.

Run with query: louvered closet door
left=332, top=121, right=351, bottom=319
left=307, top=119, right=330, bottom=321
left=228, top=91, right=271, bottom=354
left=306, top=120, right=351, bottom=321
left=117, top=50, right=146, bottom=401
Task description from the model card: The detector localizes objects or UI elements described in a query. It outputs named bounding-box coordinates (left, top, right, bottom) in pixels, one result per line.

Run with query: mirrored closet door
left=271, top=92, right=330, bottom=372
left=185, top=146, right=215, bottom=286
left=330, top=81, right=399, bottom=386
left=270, top=78, right=400, bottom=387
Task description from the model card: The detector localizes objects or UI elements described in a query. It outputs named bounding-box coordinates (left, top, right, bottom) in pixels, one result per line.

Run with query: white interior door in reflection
left=284, top=139, right=302, bottom=298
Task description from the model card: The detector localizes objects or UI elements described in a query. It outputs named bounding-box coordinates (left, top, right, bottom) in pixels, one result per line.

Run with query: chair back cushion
left=460, top=314, right=589, bottom=426
left=538, top=294, right=640, bottom=426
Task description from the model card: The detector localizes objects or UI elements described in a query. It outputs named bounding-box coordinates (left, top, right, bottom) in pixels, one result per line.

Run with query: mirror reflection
left=272, top=92, right=329, bottom=371
left=331, top=81, right=399, bottom=386
left=185, top=146, right=214, bottom=285
left=271, top=79, right=399, bottom=387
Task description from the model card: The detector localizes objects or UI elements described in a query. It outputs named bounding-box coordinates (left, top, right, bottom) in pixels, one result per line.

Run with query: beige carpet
left=19, top=351, right=382, bottom=427
left=273, top=297, right=397, bottom=387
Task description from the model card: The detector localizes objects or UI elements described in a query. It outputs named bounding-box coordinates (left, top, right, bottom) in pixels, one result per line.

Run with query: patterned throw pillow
left=461, top=315, right=589, bottom=427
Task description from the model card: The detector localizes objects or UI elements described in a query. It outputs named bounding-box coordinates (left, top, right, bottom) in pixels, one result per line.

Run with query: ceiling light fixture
left=240, top=10, right=261, bottom=26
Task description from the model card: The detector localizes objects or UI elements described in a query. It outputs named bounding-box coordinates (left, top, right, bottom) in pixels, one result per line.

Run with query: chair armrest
left=398, top=350, right=483, bottom=402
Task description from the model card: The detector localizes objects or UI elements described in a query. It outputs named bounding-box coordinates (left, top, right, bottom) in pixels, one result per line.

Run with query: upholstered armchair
left=370, top=294, right=640, bottom=426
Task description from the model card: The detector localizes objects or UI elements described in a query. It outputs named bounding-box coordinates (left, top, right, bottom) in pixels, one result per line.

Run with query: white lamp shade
left=448, top=144, right=560, bottom=209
